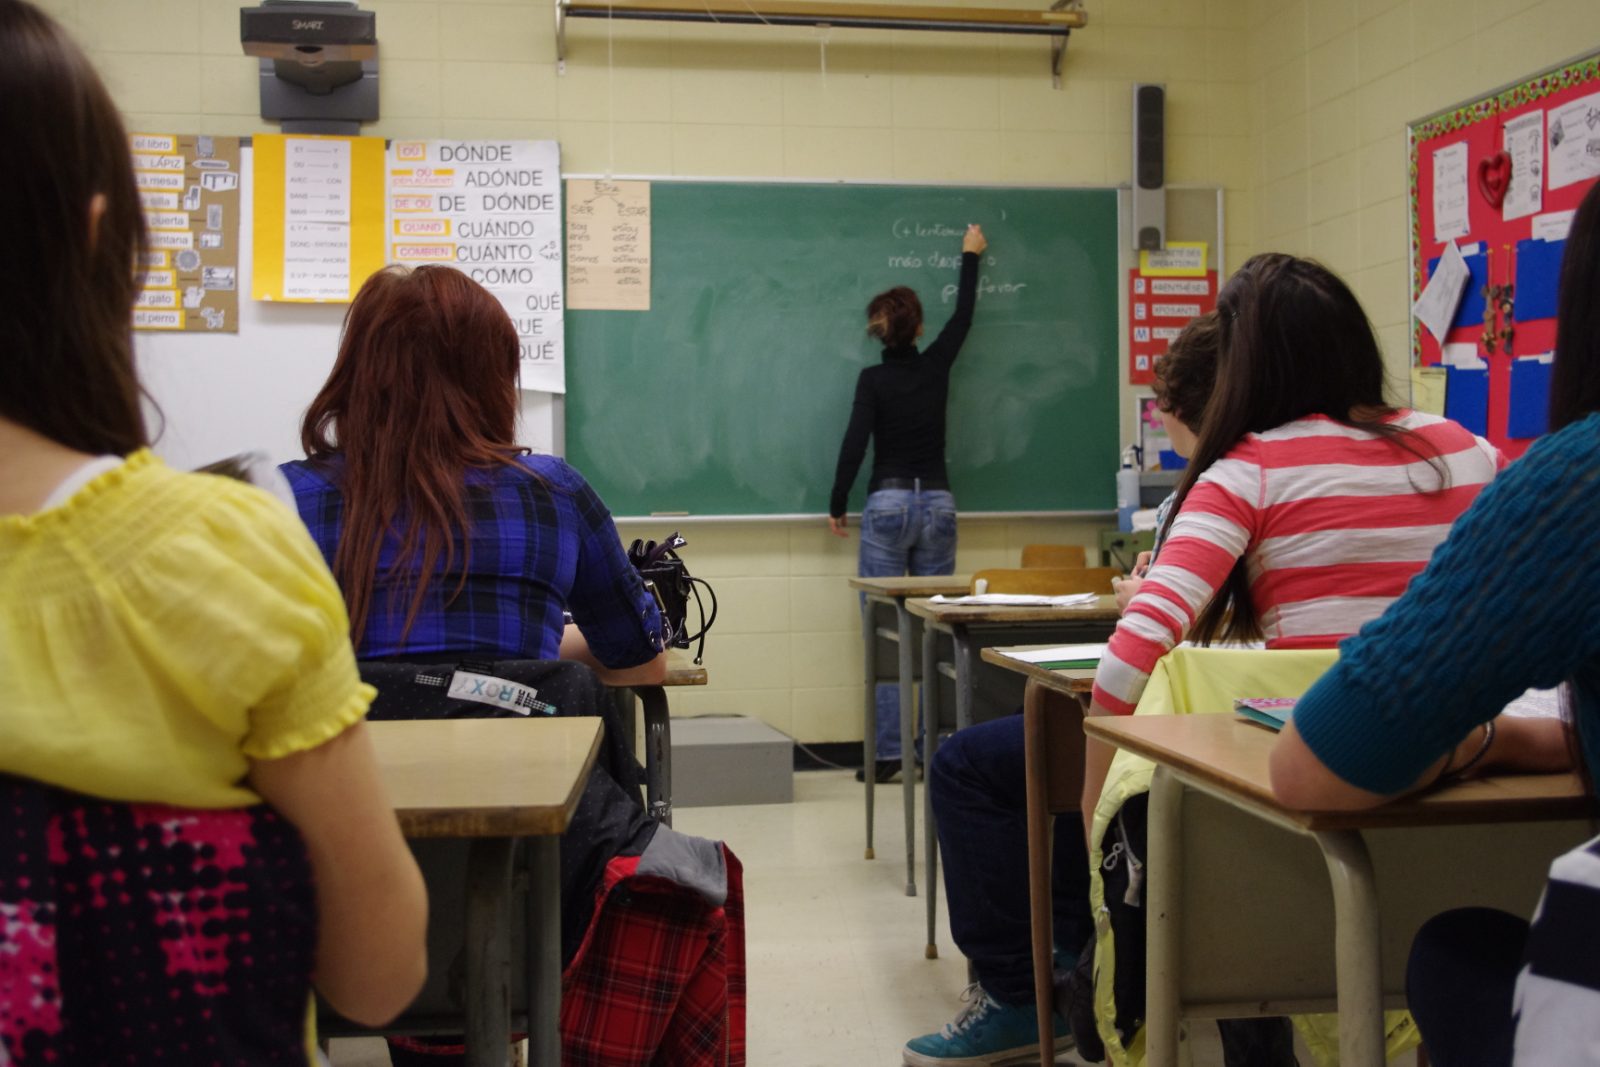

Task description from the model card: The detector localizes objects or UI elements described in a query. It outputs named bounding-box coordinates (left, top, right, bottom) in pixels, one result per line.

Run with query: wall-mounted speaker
left=1132, top=83, right=1166, bottom=251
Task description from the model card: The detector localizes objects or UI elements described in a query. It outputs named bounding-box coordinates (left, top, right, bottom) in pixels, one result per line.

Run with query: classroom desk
left=981, top=647, right=1097, bottom=1067
left=610, top=661, right=709, bottom=827
left=370, top=717, right=603, bottom=1067
left=1083, top=714, right=1591, bottom=1067
left=847, top=574, right=971, bottom=892
left=906, top=596, right=1120, bottom=953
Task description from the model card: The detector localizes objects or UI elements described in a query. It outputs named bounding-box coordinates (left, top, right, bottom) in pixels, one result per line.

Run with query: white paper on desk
left=1547, top=90, right=1600, bottom=190
left=1503, top=110, right=1545, bottom=221
left=1433, top=143, right=1471, bottom=242
left=928, top=593, right=1100, bottom=607
left=1413, top=240, right=1469, bottom=346
left=1501, top=686, right=1562, bottom=719
left=1007, top=643, right=1109, bottom=665
left=1532, top=209, right=1576, bottom=242
left=1441, top=341, right=1488, bottom=370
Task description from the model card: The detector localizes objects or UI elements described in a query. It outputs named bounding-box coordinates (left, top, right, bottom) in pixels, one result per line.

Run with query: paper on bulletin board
left=1547, top=89, right=1600, bottom=190
left=387, top=140, right=565, bottom=393
left=1409, top=366, right=1447, bottom=416
left=1432, top=142, right=1470, bottom=242
left=130, top=133, right=241, bottom=332
left=1136, top=242, right=1207, bottom=277
left=1502, top=110, right=1544, bottom=222
left=251, top=134, right=386, bottom=303
left=565, top=179, right=652, bottom=312
left=1412, top=240, right=1468, bottom=346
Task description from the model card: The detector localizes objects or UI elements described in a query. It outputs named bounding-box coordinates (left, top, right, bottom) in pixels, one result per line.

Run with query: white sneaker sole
left=901, top=1034, right=1075, bottom=1067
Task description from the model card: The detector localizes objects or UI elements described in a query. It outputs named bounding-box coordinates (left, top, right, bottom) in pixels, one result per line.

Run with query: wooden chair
left=1019, top=543, right=1087, bottom=569
left=971, top=566, right=1119, bottom=596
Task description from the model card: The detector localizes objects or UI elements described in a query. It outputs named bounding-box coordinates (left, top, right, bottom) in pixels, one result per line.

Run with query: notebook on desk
left=1006, top=643, right=1108, bottom=670
left=1234, top=697, right=1296, bottom=732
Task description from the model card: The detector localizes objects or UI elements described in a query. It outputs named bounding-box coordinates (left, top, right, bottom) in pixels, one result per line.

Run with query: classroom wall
left=59, top=0, right=1595, bottom=743
left=1238, top=0, right=1600, bottom=394
left=44, top=0, right=1255, bottom=743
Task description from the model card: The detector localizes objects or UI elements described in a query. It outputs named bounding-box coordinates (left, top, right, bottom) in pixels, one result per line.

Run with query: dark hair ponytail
left=1162, top=254, right=1446, bottom=644
left=865, top=286, right=923, bottom=348
left=1549, top=180, right=1600, bottom=431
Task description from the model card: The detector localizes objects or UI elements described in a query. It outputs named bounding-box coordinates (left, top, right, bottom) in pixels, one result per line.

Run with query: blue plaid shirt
left=280, top=454, right=664, bottom=666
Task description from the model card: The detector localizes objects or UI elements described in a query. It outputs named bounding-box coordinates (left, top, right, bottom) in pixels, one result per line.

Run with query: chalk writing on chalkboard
left=565, top=179, right=652, bottom=312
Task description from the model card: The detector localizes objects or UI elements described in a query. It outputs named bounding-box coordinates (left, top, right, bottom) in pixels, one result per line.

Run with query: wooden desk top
left=1083, top=714, right=1591, bottom=832
left=907, top=594, right=1121, bottom=625
left=981, top=646, right=1097, bottom=693
left=369, top=718, right=602, bottom=839
left=848, top=574, right=972, bottom=597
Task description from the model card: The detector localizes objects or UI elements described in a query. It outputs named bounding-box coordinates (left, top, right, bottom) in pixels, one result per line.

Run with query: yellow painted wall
left=41, top=0, right=1597, bottom=740
left=1240, top=0, right=1600, bottom=391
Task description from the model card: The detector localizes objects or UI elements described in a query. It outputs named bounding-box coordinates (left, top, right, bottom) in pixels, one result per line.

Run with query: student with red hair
left=283, top=263, right=743, bottom=1067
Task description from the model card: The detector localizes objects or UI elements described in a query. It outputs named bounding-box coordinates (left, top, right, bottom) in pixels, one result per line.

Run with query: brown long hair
left=1165, top=254, right=1445, bottom=645
left=0, top=0, right=149, bottom=454
left=301, top=265, right=529, bottom=645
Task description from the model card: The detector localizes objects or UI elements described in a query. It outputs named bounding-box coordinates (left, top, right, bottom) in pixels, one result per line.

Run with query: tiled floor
left=331, top=770, right=1412, bottom=1066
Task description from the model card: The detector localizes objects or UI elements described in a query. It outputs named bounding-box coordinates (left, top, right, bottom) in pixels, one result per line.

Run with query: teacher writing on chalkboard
left=829, top=222, right=986, bottom=782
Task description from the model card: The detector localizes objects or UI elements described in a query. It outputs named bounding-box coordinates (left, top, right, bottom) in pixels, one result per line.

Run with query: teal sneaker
left=903, top=983, right=1074, bottom=1066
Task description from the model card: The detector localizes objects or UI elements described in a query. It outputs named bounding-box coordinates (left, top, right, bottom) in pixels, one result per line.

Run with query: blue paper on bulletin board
left=1514, top=239, right=1564, bottom=323
left=1507, top=358, right=1553, bottom=438
left=1427, top=250, right=1489, bottom=332
left=1445, top=365, right=1490, bottom=436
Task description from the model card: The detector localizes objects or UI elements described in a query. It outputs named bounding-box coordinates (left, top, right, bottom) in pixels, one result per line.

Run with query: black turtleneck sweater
left=829, top=251, right=980, bottom=518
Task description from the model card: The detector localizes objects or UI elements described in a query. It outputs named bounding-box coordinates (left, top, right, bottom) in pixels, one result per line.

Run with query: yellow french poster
left=252, top=133, right=387, bottom=303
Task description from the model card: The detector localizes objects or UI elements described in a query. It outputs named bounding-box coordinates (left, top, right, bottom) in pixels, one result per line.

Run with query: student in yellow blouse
left=0, top=0, right=426, bottom=1040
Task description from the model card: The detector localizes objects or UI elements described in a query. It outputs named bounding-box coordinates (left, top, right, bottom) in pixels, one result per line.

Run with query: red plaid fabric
left=560, top=845, right=746, bottom=1067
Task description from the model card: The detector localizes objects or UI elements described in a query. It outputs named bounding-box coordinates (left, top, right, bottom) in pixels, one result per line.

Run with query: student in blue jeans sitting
left=902, top=314, right=1219, bottom=1066
left=829, top=224, right=987, bottom=780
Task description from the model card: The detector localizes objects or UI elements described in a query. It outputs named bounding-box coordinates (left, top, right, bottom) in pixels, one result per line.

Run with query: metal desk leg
left=465, top=838, right=514, bottom=1067
left=526, top=835, right=562, bottom=1067
left=1317, top=830, right=1385, bottom=1067
left=862, top=599, right=878, bottom=860
left=1022, top=680, right=1055, bottom=1067
left=953, top=630, right=976, bottom=730
left=637, top=685, right=673, bottom=827
left=899, top=603, right=918, bottom=897
left=923, top=622, right=941, bottom=958
left=1145, top=768, right=1184, bottom=1067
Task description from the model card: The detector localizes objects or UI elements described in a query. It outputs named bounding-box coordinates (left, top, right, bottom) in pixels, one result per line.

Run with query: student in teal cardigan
left=1269, top=178, right=1600, bottom=1066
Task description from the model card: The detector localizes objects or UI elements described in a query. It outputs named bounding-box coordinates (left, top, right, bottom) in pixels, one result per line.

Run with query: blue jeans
left=931, top=714, right=1093, bottom=1005
left=860, top=486, right=956, bottom=761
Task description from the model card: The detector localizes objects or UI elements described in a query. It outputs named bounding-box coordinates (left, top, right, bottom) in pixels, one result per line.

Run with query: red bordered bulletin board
left=1409, top=52, right=1600, bottom=458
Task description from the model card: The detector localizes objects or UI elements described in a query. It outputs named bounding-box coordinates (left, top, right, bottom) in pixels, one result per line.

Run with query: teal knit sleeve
left=1293, top=414, right=1600, bottom=795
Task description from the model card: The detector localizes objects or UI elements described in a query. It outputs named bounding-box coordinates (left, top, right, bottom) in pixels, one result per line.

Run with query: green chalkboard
left=565, top=181, right=1119, bottom=517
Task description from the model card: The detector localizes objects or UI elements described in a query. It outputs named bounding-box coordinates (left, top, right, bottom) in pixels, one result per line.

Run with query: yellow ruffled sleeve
left=156, top=477, right=376, bottom=764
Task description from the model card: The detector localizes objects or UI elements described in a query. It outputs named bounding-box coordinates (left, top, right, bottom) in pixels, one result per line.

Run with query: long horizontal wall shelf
left=555, top=0, right=1089, bottom=84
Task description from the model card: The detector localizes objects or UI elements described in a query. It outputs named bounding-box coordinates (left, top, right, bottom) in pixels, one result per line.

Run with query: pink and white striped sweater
left=1092, top=411, right=1504, bottom=716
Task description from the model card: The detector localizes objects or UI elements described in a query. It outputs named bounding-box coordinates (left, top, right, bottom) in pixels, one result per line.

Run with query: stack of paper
left=928, top=593, right=1100, bottom=607
left=1234, top=697, right=1296, bottom=732
left=1006, top=644, right=1108, bottom=670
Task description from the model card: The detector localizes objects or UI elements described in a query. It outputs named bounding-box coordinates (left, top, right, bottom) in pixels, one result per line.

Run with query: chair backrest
left=0, top=775, right=316, bottom=1065
left=1020, top=543, right=1088, bottom=570
left=971, top=566, right=1119, bottom=596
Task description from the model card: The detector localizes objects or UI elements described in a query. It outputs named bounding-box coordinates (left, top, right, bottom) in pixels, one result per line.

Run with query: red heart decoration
left=1477, top=150, right=1512, bottom=209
